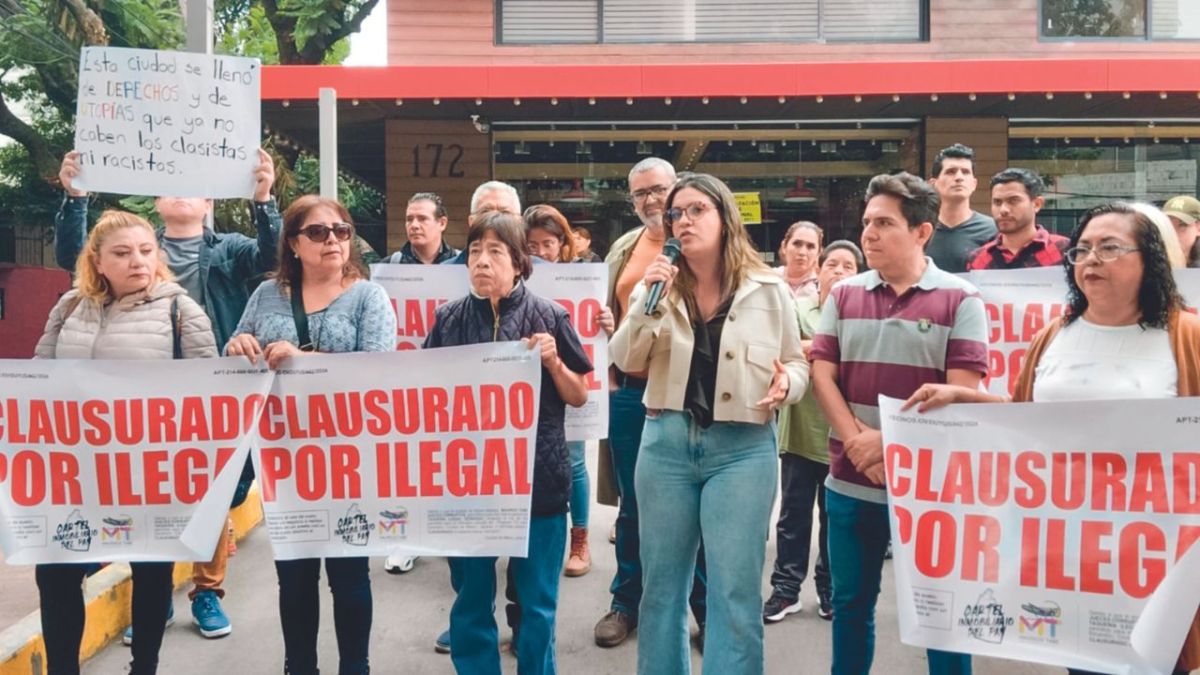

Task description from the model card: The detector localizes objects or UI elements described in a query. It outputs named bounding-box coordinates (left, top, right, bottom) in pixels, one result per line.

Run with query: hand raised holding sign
left=59, top=152, right=87, bottom=198
left=252, top=148, right=274, bottom=202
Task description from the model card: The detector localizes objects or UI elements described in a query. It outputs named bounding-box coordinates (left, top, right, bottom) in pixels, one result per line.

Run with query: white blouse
left=1033, top=317, right=1178, bottom=402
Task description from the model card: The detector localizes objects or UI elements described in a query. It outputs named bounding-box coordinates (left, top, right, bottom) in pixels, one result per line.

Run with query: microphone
left=643, top=238, right=682, bottom=316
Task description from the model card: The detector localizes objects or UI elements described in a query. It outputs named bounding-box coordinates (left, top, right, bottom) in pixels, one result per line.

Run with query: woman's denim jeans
left=635, top=410, right=777, bottom=675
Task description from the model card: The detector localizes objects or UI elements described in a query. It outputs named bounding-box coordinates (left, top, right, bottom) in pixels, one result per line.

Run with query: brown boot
left=564, top=526, right=591, bottom=577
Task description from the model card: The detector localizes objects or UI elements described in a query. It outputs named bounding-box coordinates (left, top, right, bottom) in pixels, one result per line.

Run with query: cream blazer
left=611, top=270, right=808, bottom=424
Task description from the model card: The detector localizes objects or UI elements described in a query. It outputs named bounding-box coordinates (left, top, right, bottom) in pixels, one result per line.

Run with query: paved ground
left=79, top=449, right=1067, bottom=674
left=0, top=552, right=38, bottom=629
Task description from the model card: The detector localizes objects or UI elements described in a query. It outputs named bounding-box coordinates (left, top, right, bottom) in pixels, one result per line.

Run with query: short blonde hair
left=73, top=210, right=173, bottom=302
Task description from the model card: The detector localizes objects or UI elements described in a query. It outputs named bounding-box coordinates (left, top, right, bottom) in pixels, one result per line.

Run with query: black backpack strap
left=289, top=286, right=313, bottom=351
left=171, top=296, right=182, bottom=360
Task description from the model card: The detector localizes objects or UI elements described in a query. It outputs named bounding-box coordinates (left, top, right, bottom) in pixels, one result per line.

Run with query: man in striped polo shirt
left=811, top=172, right=989, bottom=675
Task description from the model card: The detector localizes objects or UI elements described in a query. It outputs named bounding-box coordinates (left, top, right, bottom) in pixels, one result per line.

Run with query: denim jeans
left=37, top=561, right=173, bottom=675
left=770, top=454, right=831, bottom=600
left=635, top=410, right=777, bottom=675
left=826, top=489, right=971, bottom=675
left=449, top=513, right=567, bottom=675
left=608, top=386, right=707, bottom=623
left=568, top=441, right=589, bottom=528
left=274, top=557, right=371, bottom=675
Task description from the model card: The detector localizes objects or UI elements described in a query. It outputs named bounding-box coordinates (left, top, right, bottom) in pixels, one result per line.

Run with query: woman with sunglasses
left=610, top=173, right=808, bottom=675
left=226, top=195, right=396, bottom=675
left=903, top=202, right=1200, bottom=675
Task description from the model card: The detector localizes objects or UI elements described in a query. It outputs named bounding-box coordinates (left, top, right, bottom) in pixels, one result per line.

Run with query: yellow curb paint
left=0, top=484, right=263, bottom=675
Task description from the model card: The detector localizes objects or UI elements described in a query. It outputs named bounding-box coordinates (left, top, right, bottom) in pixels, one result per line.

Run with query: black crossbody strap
left=289, top=286, right=313, bottom=351
left=171, top=297, right=183, bottom=360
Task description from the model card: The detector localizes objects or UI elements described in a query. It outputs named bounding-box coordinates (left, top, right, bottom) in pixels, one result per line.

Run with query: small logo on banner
left=958, top=588, right=1013, bottom=644
left=52, top=510, right=96, bottom=552
left=100, top=515, right=135, bottom=545
left=378, top=507, right=409, bottom=541
left=334, top=504, right=372, bottom=546
left=1017, top=602, right=1062, bottom=643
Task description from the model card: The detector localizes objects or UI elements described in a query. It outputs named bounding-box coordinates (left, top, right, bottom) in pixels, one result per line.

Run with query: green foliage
left=278, top=0, right=367, bottom=53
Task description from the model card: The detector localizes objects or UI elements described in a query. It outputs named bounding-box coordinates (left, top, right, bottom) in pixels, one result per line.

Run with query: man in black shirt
left=925, top=143, right=997, bottom=272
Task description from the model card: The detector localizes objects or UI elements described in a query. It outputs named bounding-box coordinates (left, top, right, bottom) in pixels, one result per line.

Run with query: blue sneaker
left=434, top=628, right=451, bottom=654
left=191, top=590, right=232, bottom=638
left=122, top=603, right=174, bottom=646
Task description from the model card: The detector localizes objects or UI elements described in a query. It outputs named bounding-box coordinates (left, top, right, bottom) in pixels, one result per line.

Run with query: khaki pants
left=188, top=517, right=230, bottom=600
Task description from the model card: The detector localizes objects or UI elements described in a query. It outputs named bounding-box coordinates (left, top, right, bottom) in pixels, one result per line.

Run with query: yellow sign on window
left=734, top=192, right=762, bottom=225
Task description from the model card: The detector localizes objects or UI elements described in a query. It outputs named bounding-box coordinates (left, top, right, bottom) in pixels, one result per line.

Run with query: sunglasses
left=296, top=222, right=354, bottom=242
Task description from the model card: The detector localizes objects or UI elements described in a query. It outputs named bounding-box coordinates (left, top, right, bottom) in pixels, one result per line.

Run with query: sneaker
left=123, top=603, right=175, bottom=646
left=434, top=628, right=451, bottom=654
left=191, top=590, right=232, bottom=638
left=817, top=589, right=833, bottom=620
left=763, top=593, right=802, bottom=623
left=594, top=610, right=636, bottom=648
left=564, top=527, right=591, bottom=577
left=384, top=554, right=418, bottom=574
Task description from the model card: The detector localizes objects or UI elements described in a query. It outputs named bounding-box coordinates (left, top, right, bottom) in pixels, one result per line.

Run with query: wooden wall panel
left=384, top=119, right=492, bottom=254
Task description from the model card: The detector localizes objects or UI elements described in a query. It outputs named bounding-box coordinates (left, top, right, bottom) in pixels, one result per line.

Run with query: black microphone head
left=662, top=238, right=682, bottom=263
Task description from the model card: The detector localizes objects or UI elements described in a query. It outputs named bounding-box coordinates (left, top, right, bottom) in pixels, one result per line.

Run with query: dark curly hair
left=1064, top=202, right=1183, bottom=329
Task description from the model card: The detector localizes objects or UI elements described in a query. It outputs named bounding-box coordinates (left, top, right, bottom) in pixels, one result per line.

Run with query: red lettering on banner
left=480, top=385, right=506, bottom=431
left=581, top=344, right=601, bottom=391
left=1119, top=522, right=1166, bottom=598
left=95, top=453, right=114, bottom=505
left=423, top=389, right=449, bottom=432
left=1090, top=453, right=1127, bottom=511
left=886, top=443, right=913, bottom=497
left=374, top=441, right=418, bottom=498
left=1050, top=453, right=1087, bottom=510
left=285, top=397, right=309, bottom=440
left=143, top=450, right=170, bottom=505
left=4, top=399, right=26, bottom=443
left=1176, top=454, right=1200, bottom=513
left=10, top=450, right=45, bottom=506
left=447, top=439, right=477, bottom=497
left=329, top=444, right=361, bottom=499
left=175, top=448, right=206, bottom=503
left=295, top=445, right=325, bottom=501
left=179, top=398, right=210, bottom=442
left=260, top=396, right=285, bottom=442
left=52, top=401, right=81, bottom=445
left=941, top=452, right=975, bottom=505
left=961, top=514, right=1001, bottom=582
left=113, top=400, right=144, bottom=445
left=1079, top=520, right=1114, bottom=594
left=914, top=510, right=957, bottom=578
left=1043, top=519, right=1076, bottom=590
left=511, top=384, right=536, bottom=431
left=333, top=394, right=364, bottom=437
left=1020, top=518, right=1040, bottom=587
left=977, top=452, right=1010, bottom=506
left=480, top=438, right=514, bottom=495
left=397, top=299, right=442, bottom=338
left=309, top=396, right=335, bottom=438
left=48, top=452, right=81, bottom=505
left=376, top=441, right=391, bottom=498
left=364, top=390, right=390, bottom=435
left=114, top=453, right=144, bottom=505
left=555, top=298, right=602, bottom=339
left=83, top=400, right=110, bottom=445
left=1129, top=453, right=1169, bottom=513
left=452, top=387, right=478, bottom=433
left=1177, top=526, right=1200, bottom=561
left=420, top=440, right=443, bottom=497
left=914, top=448, right=938, bottom=501
left=259, top=447, right=290, bottom=502
left=514, top=437, right=532, bottom=493
left=893, top=505, right=913, bottom=544
left=27, top=400, right=52, bottom=444
left=1014, top=451, right=1046, bottom=508
left=147, top=398, right=174, bottom=443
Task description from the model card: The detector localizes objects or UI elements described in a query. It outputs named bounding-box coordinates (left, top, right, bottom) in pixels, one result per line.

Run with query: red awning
left=261, top=59, right=1200, bottom=100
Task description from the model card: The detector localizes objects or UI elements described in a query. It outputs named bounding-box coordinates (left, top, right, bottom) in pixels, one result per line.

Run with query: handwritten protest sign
left=73, top=47, right=261, bottom=198
left=256, top=344, right=542, bottom=560
left=967, top=268, right=1200, bottom=396
left=370, top=262, right=609, bottom=440
left=880, top=396, right=1200, bottom=674
left=0, top=358, right=273, bottom=564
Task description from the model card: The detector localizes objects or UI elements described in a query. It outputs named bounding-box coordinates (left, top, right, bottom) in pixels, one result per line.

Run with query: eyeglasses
left=296, top=222, right=354, bottom=242
left=1065, top=243, right=1139, bottom=265
left=664, top=202, right=714, bottom=227
left=630, top=185, right=671, bottom=203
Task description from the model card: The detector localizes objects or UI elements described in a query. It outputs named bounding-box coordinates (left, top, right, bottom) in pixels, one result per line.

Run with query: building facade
left=261, top=0, right=1200, bottom=259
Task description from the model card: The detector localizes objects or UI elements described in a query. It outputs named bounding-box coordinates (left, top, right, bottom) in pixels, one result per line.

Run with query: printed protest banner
left=0, top=358, right=273, bottom=564
left=968, top=268, right=1200, bottom=397
left=879, top=396, right=1200, bottom=675
left=370, top=262, right=609, bottom=440
left=73, top=47, right=261, bottom=198
left=256, top=343, right=542, bottom=560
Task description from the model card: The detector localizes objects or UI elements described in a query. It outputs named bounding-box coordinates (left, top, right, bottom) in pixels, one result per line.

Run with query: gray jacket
left=36, top=282, right=217, bottom=360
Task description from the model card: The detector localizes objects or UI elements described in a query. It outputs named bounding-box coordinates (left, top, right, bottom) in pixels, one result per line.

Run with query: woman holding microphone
left=610, top=173, right=808, bottom=675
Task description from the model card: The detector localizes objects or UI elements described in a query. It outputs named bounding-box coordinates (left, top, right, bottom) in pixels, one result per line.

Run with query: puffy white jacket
left=611, top=270, right=808, bottom=425
left=36, top=281, right=217, bottom=360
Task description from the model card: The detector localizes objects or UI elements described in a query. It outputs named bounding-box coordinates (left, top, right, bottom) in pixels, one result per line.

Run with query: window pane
left=823, top=0, right=922, bottom=41
left=1042, top=0, right=1147, bottom=37
left=603, top=0, right=819, bottom=43
left=502, top=0, right=598, bottom=44
left=1152, top=0, right=1200, bottom=38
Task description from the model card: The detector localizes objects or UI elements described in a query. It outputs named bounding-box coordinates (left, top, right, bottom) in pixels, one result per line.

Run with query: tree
left=260, top=0, right=377, bottom=65
left=1042, top=0, right=1145, bottom=38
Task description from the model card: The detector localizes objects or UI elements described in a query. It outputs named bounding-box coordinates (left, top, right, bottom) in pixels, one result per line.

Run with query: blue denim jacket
left=54, top=195, right=281, bottom=349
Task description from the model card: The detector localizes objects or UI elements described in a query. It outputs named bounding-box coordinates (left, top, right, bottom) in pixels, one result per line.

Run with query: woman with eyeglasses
left=610, top=173, right=808, bottom=675
left=226, top=195, right=396, bottom=675
left=903, top=202, right=1200, bottom=675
